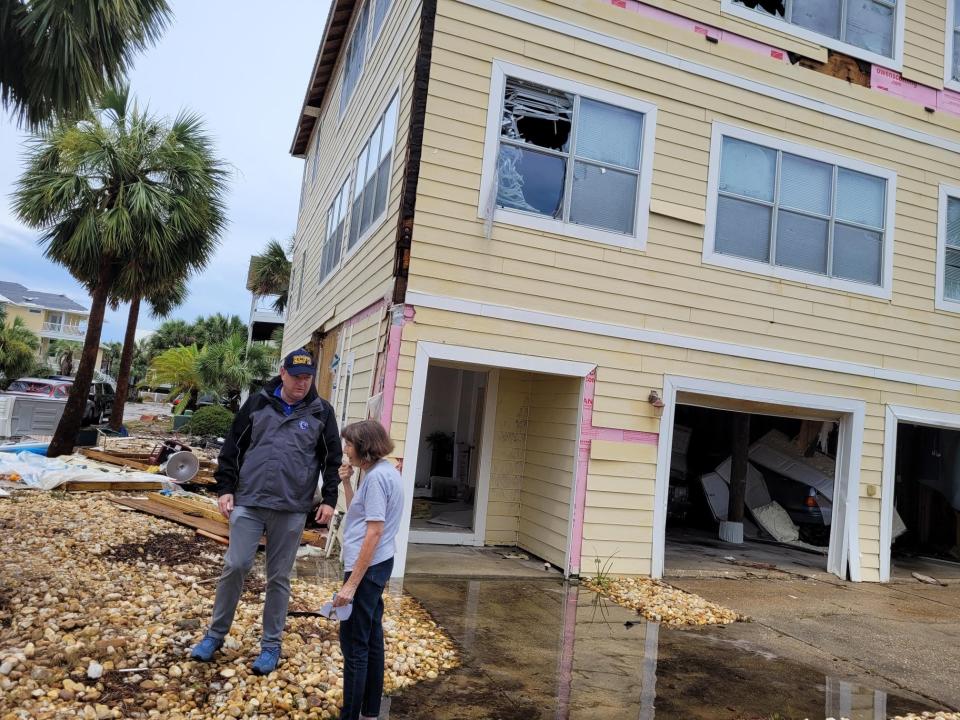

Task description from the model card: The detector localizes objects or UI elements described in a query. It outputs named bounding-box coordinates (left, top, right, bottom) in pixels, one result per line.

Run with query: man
left=190, top=348, right=341, bottom=675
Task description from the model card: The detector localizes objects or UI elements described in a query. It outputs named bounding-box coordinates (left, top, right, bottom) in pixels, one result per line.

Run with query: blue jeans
left=339, top=557, right=393, bottom=720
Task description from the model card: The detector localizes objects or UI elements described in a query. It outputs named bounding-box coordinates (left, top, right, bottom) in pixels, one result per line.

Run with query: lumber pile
left=78, top=447, right=216, bottom=485
left=109, top=492, right=327, bottom=547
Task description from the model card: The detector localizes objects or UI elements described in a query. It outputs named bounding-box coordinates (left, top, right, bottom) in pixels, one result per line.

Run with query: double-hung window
left=724, top=0, right=901, bottom=66
left=340, top=3, right=369, bottom=115
left=937, top=185, right=960, bottom=312
left=320, top=180, right=350, bottom=283
left=347, top=94, right=399, bottom=250
left=338, top=0, right=393, bottom=116
left=479, top=62, right=656, bottom=249
left=705, top=124, right=895, bottom=298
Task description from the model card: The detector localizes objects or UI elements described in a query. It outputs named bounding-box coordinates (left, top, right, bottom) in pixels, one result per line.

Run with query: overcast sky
left=0, top=0, right=328, bottom=341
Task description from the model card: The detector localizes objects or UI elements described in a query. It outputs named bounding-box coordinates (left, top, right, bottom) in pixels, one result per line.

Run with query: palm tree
left=13, top=86, right=227, bottom=456
left=0, top=0, right=171, bottom=127
left=53, top=340, right=83, bottom=376
left=149, top=344, right=203, bottom=415
left=103, top=342, right=123, bottom=376
left=149, top=319, right=197, bottom=353
left=193, top=313, right=246, bottom=348
left=0, top=314, right=40, bottom=389
left=198, top=333, right=273, bottom=411
left=248, top=238, right=292, bottom=314
left=108, top=277, right=189, bottom=430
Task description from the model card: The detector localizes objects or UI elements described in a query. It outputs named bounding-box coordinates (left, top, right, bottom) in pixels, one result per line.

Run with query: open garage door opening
left=889, top=422, right=960, bottom=580
left=665, top=403, right=842, bottom=577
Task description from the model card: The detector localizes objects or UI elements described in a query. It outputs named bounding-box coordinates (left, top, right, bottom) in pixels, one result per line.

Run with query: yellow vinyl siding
left=390, top=305, right=960, bottom=580
left=5, top=306, right=43, bottom=333
left=518, top=374, right=579, bottom=567
left=283, top=0, right=422, bottom=352
left=484, top=370, right=528, bottom=544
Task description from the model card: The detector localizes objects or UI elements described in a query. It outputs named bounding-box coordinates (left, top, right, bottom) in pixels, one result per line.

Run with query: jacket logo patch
left=298, top=420, right=309, bottom=431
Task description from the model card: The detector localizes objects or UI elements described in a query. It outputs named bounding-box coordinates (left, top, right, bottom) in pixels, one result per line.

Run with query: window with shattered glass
left=496, top=78, right=645, bottom=236
left=732, top=0, right=896, bottom=58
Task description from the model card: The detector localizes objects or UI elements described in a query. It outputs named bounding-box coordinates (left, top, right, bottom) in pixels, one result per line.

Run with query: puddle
left=384, top=579, right=942, bottom=720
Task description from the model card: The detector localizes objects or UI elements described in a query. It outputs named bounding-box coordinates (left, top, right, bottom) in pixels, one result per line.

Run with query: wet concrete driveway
left=386, top=578, right=957, bottom=720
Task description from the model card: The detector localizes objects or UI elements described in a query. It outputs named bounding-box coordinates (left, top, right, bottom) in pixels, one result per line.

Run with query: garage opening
left=665, top=400, right=844, bottom=577
left=889, top=422, right=960, bottom=580
left=410, top=366, right=488, bottom=541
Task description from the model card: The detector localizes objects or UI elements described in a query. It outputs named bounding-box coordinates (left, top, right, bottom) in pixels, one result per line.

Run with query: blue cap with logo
left=283, top=348, right=317, bottom=376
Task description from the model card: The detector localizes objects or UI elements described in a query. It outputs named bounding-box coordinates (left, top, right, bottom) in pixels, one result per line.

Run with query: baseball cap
left=283, top=348, right=317, bottom=376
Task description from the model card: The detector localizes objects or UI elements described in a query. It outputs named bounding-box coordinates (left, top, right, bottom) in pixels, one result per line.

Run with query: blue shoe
left=190, top=635, right=223, bottom=662
left=251, top=646, right=281, bottom=675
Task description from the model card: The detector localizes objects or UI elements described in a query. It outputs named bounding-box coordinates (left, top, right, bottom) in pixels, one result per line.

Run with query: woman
left=333, top=419, right=404, bottom=720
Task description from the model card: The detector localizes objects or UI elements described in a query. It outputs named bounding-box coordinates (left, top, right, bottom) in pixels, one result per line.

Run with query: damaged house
left=284, top=0, right=960, bottom=582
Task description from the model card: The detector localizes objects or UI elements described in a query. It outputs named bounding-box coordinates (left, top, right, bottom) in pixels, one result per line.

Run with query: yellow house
left=0, top=281, right=105, bottom=372
left=285, top=0, right=960, bottom=582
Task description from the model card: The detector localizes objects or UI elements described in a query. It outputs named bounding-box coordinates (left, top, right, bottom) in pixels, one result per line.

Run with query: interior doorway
left=409, top=366, right=488, bottom=543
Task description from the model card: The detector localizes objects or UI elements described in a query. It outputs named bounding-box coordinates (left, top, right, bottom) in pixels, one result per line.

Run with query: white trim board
left=393, top=341, right=595, bottom=578
left=720, top=0, right=906, bottom=72
left=477, top=60, right=658, bottom=251
left=406, top=291, right=960, bottom=394
left=936, top=184, right=960, bottom=314
left=456, top=0, right=960, bottom=157
left=879, top=404, right=960, bottom=582
left=654, top=376, right=865, bottom=581
left=703, top=122, right=897, bottom=301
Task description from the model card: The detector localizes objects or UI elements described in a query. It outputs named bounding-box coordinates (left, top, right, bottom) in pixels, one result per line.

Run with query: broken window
left=496, top=78, right=645, bottom=236
left=732, top=0, right=896, bottom=59
left=714, top=134, right=888, bottom=287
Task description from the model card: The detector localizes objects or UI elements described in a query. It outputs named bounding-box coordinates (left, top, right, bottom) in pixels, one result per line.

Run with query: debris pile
left=583, top=576, right=746, bottom=626
left=888, top=714, right=960, bottom=720
left=0, top=494, right=459, bottom=719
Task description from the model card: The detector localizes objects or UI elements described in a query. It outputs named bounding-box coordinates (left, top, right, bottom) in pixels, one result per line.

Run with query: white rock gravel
left=0, top=493, right=459, bottom=719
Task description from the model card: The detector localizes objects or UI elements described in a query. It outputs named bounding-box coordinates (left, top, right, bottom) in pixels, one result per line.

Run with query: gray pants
left=207, top=506, right=307, bottom=648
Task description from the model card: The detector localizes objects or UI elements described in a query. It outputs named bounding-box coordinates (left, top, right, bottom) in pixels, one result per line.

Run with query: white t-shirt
left=341, top=459, right=403, bottom=572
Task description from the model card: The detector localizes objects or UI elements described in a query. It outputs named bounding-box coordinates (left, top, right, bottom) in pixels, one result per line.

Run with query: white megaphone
left=162, top=451, right=200, bottom=484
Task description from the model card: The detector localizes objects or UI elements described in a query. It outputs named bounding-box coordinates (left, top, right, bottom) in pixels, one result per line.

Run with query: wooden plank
left=80, top=448, right=153, bottom=471
left=64, top=481, right=165, bottom=492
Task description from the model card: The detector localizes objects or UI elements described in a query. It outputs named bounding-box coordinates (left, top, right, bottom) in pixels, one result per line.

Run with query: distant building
left=0, top=280, right=105, bottom=373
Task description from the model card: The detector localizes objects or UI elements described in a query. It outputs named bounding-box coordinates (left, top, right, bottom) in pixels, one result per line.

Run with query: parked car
left=5, top=377, right=73, bottom=398
left=171, top=392, right=226, bottom=412
left=3, top=377, right=99, bottom=427
left=87, top=382, right=116, bottom=424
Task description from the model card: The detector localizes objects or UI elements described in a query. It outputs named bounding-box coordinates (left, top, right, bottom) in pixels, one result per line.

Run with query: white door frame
left=653, top=376, right=866, bottom=581
left=880, top=404, right=960, bottom=581
left=394, top=341, right=594, bottom=578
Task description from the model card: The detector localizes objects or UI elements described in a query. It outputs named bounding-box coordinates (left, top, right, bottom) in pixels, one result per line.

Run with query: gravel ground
left=0, top=493, right=459, bottom=719
left=582, top=576, right=746, bottom=626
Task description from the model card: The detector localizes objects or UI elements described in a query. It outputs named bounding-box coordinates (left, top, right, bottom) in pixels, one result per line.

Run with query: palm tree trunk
left=108, top=292, right=140, bottom=430
left=48, top=266, right=112, bottom=457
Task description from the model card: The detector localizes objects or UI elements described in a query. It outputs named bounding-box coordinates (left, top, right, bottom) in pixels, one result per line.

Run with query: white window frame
left=721, top=0, right=905, bottom=70
left=477, top=60, right=657, bottom=251
left=342, top=90, right=400, bottom=265
left=703, top=122, right=897, bottom=300
left=338, top=0, right=394, bottom=119
left=319, top=177, right=351, bottom=286
left=936, top=184, right=960, bottom=313
left=945, top=0, right=960, bottom=92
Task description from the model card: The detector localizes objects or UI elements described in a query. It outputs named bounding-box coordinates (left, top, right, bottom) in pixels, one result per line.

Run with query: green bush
left=183, top=405, right=234, bottom=437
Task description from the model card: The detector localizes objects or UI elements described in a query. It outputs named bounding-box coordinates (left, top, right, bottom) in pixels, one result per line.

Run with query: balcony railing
left=41, top=322, right=85, bottom=337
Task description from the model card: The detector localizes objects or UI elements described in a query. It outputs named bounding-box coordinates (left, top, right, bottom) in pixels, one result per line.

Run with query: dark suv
left=85, top=382, right=116, bottom=424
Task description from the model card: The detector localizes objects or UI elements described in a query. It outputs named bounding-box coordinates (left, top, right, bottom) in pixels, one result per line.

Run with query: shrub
left=183, top=405, right=234, bottom=437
